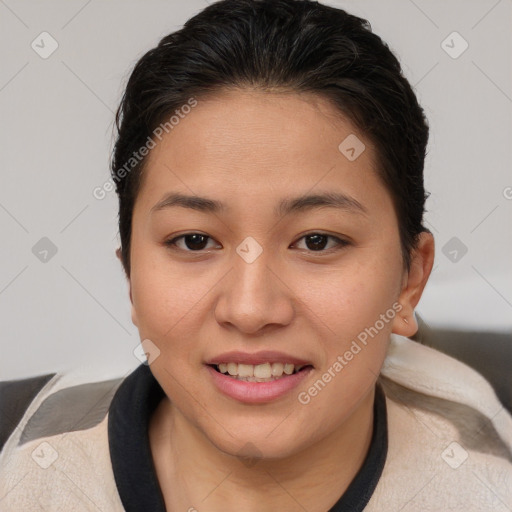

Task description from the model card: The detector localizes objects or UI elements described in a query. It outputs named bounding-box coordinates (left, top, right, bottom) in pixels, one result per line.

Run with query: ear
left=392, top=231, right=435, bottom=337
left=116, top=247, right=138, bottom=327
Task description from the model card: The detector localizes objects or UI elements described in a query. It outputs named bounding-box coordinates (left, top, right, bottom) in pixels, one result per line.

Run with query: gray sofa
left=412, top=316, right=512, bottom=415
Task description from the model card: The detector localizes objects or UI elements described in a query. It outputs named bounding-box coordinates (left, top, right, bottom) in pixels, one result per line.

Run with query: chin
left=203, top=421, right=306, bottom=463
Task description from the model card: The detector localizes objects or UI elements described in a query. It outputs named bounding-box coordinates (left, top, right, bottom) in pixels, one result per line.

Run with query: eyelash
left=164, top=232, right=350, bottom=254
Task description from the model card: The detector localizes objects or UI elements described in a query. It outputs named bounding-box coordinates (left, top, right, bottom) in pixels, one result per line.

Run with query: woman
left=1, top=1, right=511, bottom=510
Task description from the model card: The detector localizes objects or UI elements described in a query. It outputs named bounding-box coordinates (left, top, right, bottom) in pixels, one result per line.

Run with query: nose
left=214, top=250, right=295, bottom=335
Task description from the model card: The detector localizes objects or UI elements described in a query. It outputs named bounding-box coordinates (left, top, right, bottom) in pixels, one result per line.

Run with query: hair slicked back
left=111, top=0, right=429, bottom=277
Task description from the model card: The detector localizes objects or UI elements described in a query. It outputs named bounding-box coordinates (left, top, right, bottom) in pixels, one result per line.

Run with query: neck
left=149, top=385, right=376, bottom=512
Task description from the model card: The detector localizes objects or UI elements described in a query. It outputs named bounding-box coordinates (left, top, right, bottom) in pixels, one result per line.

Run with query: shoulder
left=0, top=369, right=128, bottom=511
left=367, top=334, right=512, bottom=510
left=380, top=333, right=512, bottom=459
left=372, top=379, right=512, bottom=510
left=0, top=373, right=56, bottom=454
left=0, top=370, right=124, bottom=453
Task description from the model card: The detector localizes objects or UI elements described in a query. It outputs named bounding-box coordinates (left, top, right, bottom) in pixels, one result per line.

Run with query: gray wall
left=1, top=0, right=511, bottom=380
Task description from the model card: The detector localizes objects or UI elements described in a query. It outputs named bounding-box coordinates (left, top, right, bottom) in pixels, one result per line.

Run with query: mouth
left=208, top=362, right=313, bottom=382
left=205, top=350, right=315, bottom=403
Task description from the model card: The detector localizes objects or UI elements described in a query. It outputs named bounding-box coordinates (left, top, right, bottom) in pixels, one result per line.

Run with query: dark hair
left=111, top=0, right=429, bottom=277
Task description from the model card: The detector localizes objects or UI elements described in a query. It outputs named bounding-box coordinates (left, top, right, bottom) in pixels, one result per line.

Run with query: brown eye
left=165, top=233, right=219, bottom=251
left=293, top=233, right=349, bottom=252
left=304, top=234, right=329, bottom=251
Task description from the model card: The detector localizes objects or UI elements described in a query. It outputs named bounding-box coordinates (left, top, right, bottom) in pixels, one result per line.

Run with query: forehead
left=136, top=88, right=387, bottom=214
left=147, top=89, right=375, bottom=166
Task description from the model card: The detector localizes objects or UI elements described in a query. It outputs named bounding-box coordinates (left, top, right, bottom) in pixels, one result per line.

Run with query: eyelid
left=164, top=231, right=350, bottom=253
left=164, top=232, right=221, bottom=252
left=291, top=232, right=350, bottom=252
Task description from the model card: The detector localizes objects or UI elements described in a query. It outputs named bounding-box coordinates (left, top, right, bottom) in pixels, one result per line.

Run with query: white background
left=1, top=0, right=511, bottom=380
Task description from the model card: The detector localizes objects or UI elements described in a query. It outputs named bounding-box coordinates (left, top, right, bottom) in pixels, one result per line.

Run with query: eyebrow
left=150, top=191, right=367, bottom=217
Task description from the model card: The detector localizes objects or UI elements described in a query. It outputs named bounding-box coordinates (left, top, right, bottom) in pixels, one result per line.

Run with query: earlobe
left=394, top=312, right=419, bottom=337
left=392, top=231, right=435, bottom=337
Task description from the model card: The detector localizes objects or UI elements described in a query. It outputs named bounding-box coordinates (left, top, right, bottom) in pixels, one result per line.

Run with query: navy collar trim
left=108, top=364, right=387, bottom=512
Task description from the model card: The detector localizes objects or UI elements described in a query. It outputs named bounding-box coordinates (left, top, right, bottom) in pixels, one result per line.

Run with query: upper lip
left=206, top=350, right=313, bottom=367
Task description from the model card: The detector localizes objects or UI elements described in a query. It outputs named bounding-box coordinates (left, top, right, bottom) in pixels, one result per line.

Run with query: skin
left=121, top=88, right=435, bottom=512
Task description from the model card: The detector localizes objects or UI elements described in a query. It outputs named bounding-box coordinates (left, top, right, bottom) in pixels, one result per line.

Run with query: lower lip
left=205, top=365, right=313, bottom=404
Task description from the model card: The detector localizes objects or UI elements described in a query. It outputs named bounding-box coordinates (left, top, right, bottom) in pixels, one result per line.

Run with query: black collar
left=108, top=364, right=387, bottom=512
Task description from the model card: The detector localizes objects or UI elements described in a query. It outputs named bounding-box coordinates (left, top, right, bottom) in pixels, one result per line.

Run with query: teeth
left=215, top=362, right=307, bottom=379
left=271, top=362, right=284, bottom=377
left=238, top=364, right=253, bottom=377
left=254, top=363, right=271, bottom=379
left=283, top=363, right=294, bottom=375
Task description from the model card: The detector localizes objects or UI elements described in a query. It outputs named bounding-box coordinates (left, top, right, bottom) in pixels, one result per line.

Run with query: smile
left=206, top=363, right=313, bottom=403
left=211, top=362, right=309, bottom=382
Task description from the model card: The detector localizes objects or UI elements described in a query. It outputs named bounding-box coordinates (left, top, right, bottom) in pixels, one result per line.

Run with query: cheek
left=291, top=239, right=403, bottom=396
left=129, top=243, right=204, bottom=346
left=292, top=267, right=400, bottom=437
left=296, top=246, right=403, bottom=340
left=129, top=258, right=208, bottom=402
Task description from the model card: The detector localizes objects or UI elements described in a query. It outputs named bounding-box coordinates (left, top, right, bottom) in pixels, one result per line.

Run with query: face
left=128, top=89, right=427, bottom=459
